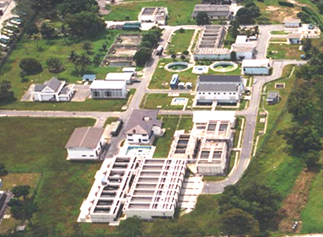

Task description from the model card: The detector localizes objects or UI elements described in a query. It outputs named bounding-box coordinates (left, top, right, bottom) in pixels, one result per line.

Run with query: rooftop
left=283, top=17, right=301, bottom=24
left=242, top=59, right=271, bottom=68
left=105, top=73, right=132, bottom=81
left=34, top=77, right=62, bottom=92
left=90, top=80, right=126, bottom=89
left=192, top=4, right=230, bottom=17
left=65, top=127, right=104, bottom=149
left=125, top=110, right=162, bottom=135
left=197, top=83, right=238, bottom=92
left=193, top=111, right=236, bottom=124
left=199, top=75, right=242, bottom=83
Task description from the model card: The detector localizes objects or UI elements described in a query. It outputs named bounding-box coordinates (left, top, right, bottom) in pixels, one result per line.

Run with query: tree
left=9, top=197, right=38, bottom=225
left=180, top=55, right=186, bottom=60
left=19, top=58, right=42, bottom=74
left=116, top=217, right=143, bottom=237
left=230, top=51, right=237, bottom=61
left=182, top=50, right=189, bottom=55
left=46, top=57, right=64, bottom=73
left=93, top=54, right=101, bottom=66
left=196, top=12, right=210, bottom=25
left=77, top=53, right=92, bottom=73
left=12, top=185, right=30, bottom=200
left=133, top=47, right=152, bottom=66
left=220, top=208, right=260, bottom=236
left=57, top=0, right=99, bottom=17
left=317, top=1, right=323, bottom=14
left=82, top=41, right=93, bottom=54
left=40, top=23, right=55, bottom=39
left=65, top=11, right=106, bottom=37
left=0, top=163, right=8, bottom=176
left=301, top=150, right=321, bottom=170
left=236, top=8, right=255, bottom=24
left=31, top=33, right=42, bottom=50
left=0, top=81, right=14, bottom=103
left=277, top=125, right=322, bottom=153
left=27, top=23, right=39, bottom=36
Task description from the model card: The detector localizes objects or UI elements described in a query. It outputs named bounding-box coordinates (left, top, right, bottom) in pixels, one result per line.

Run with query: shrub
left=19, top=58, right=42, bottom=75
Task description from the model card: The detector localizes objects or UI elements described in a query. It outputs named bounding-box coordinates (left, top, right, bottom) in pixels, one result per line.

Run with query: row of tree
left=277, top=39, right=323, bottom=170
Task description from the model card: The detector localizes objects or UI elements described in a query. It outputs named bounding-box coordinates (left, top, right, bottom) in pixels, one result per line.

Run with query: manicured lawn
left=270, top=38, right=288, bottom=43
left=301, top=169, right=323, bottom=233
left=142, top=93, right=194, bottom=110
left=177, top=115, right=193, bottom=132
left=104, top=0, right=199, bottom=26
left=0, top=22, right=139, bottom=111
left=271, top=31, right=288, bottom=35
left=153, top=116, right=180, bottom=158
left=207, top=65, right=242, bottom=76
left=0, top=117, right=114, bottom=236
left=149, top=59, right=197, bottom=89
left=167, top=29, right=195, bottom=54
left=267, top=43, right=303, bottom=59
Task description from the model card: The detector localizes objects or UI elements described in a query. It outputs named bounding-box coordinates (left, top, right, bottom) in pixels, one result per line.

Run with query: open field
left=142, top=93, right=194, bottom=110
left=0, top=117, right=115, bottom=236
left=167, top=29, right=195, bottom=54
left=105, top=0, right=199, bottom=25
left=267, top=44, right=303, bottom=60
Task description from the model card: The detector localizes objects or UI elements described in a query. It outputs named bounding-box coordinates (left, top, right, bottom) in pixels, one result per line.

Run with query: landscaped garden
left=142, top=93, right=194, bottom=110
left=267, top=43, right=303, bottom=59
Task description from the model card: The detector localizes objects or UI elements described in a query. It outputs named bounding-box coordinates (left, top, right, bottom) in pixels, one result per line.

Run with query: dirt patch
left=277, top=169, right=316, bottom=233
left=288, top=0, right=307, bottom=7
left=266, top=6, right=280, bottom=11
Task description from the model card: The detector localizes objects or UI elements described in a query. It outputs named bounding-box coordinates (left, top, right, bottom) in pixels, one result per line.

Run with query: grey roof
left=125, top=110, right=162, bottom=135
left=199, top=75, right=242, bottom=83
left=197, top=83, right=238, bottom=92
left=59, top=87, right=69, bottom=95
left=65, top=127, right=104, bottom=149
left=34, top=77, right=62, bottom=92
left=268, top=91, right=279, bottom=99
left=34, top=84, right=46, bottom=92
left=192, top=4, right=230, bottom=17
left=142, top=8, right=156, bottom=15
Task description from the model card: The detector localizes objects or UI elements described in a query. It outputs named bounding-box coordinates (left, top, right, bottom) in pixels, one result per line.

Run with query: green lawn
left=104, top=0, right=199, bottom=26
left=301, top=169, right=323, bottom=233
left=270, top=38, right=288, bottom=43
left=267, top=43, right=303, bottom=60
left=0, top=23, right=139, bottom=111
left=153, top=116, right=180, bottom=158
left=142, top=93, right=194, bottom=110
left=167, top=29, right=194, bottom=54
left=271, top=31, right=288, bottom=35
left=177, top=115, right=193, bottom=132
left=0, top=117, right=115, bottom=236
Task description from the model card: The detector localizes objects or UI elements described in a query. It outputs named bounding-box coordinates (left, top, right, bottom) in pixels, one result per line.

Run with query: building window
left=208, top=93, right=211, bottom=95
left=82, top=155, right=86, bottom=157
left=128, top=139, right=134, bottom=142
left=128, top=134, right=133, bottom=136
left=142, top=139, right=148, bottom=142
left=223, top=93, right=226, bottom=95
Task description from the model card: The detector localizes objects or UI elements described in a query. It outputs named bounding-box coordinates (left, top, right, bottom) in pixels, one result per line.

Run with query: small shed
left=288, top=33, right=302, bottom=44
left=266, top=91, right=279, bottom=104
left=83, top=74, right=96, bottom=82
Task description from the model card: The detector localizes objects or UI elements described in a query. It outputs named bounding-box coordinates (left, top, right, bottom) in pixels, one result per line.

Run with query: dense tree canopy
left=19, top=58, right=43, bottom=74
left=196, top=12, right=210, bottom=25
left=0, top=81, right=14, bottom=103
left=57, top=0, right=99, bottom=17
left=65, top=11, right=106, bottom=37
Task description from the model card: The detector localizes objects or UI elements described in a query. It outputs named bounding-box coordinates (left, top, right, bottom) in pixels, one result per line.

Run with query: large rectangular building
left=138, top=7, right=168, bottom=25
left=192, top=4, right=231, bottom=19
left=90, top=80, right=127, bottom=99
left=242, top=59, right=271, bottom=75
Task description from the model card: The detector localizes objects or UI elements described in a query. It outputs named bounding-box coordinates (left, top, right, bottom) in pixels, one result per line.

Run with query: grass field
left=301, top=169, right=323, bottom=233
left=142, top=93, right=194, bottom=110
left=267, top=44, right=303, bottom=60
left=0, top=21, right=139, bottom=111
left=0, top=117, right=115, bottom=236
left=105, top=0, right=199, bottom=25
left=167, top=29, right=194, bottom=54
left=271, top=31, right=289, bottom=35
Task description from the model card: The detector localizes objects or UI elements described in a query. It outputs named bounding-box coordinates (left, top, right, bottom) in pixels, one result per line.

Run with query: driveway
left=72, top=84, right=90, bottom=102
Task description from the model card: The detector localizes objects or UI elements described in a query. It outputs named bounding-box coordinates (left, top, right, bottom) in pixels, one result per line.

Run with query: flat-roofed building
left=138, top=7, right=168, bottom=25
left=242, top=59, right=271, bottom=75
left=231, top=35, right=257, bottom=60
left=287, top=33, right=302, bottom=44
left=193, top=25, right=230, bottom=60
left=192, top=4, right=231, bottom=19
left=105, top=73, right=132, bottom=84
left=90, top=80, right=127, bottom=99
left=284, top=17, right=301, bottom=28
left=78, top=156, right=138, bottom=223
left=65, top=127, right=106, bottom=160
left=123, top=158, right=187, bottom=219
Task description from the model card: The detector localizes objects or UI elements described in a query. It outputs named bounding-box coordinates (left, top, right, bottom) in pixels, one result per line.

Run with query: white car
left=253, top=79, right=257, bottom=84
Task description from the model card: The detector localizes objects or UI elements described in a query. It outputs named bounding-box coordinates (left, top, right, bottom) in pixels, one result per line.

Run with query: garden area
left=267, top=43, right=303, bottom=59
left=105, top=0, right=199, bottom=25
left=142, top=93, right=194, bottom=110
left=166, top=29, right=195, bottom=54
left=0, top=19, right=139, bottom=111
left=0, top=117, right=116, bottom=236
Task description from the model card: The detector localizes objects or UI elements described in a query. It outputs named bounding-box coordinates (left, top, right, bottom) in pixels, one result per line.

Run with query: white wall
left=242, top=67, right=270, bottom=75
left=194, top=54, right=230, bottom=61
left=127, top=133, right=151, bottom=144
left=236, top=51, right=253, bottom=60
left=196, top=91, right=240, bottom=104
left=67, top=138, right=105, bottom=160
left=125, top=209, right=175, bottom=219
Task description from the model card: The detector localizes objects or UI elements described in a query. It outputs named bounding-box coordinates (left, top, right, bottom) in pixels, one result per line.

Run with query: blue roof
left=83, top=74, right=96, bottom=81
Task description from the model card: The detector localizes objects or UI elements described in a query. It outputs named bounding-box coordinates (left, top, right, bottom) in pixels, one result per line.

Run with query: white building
left=231, top=35, right=257, bottom=60
left=65, top=127, right=105, bottom=160
left=242, top=59, right=271, bottom=75
left=196, top=75, right=244, bottom=104
left=191, top=4, right=232, bottom=20
left=125, top=110, right=162, bottom=144
left=138, top=7, right=168, bottom=25
left=78, top=156, right=138, bottom=223
left=283, top=17, right=301, bottom=28
left=32, top=77, right=74, bottom=102
left=78, top=157, right=187, bottom=223
left=122, top=67, right=136, bottom=76
left=123, top=158, right=187, bottom=219
left=105, top=73, right=132, bottom=84
left=90, top=80, right=127, bottom=99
